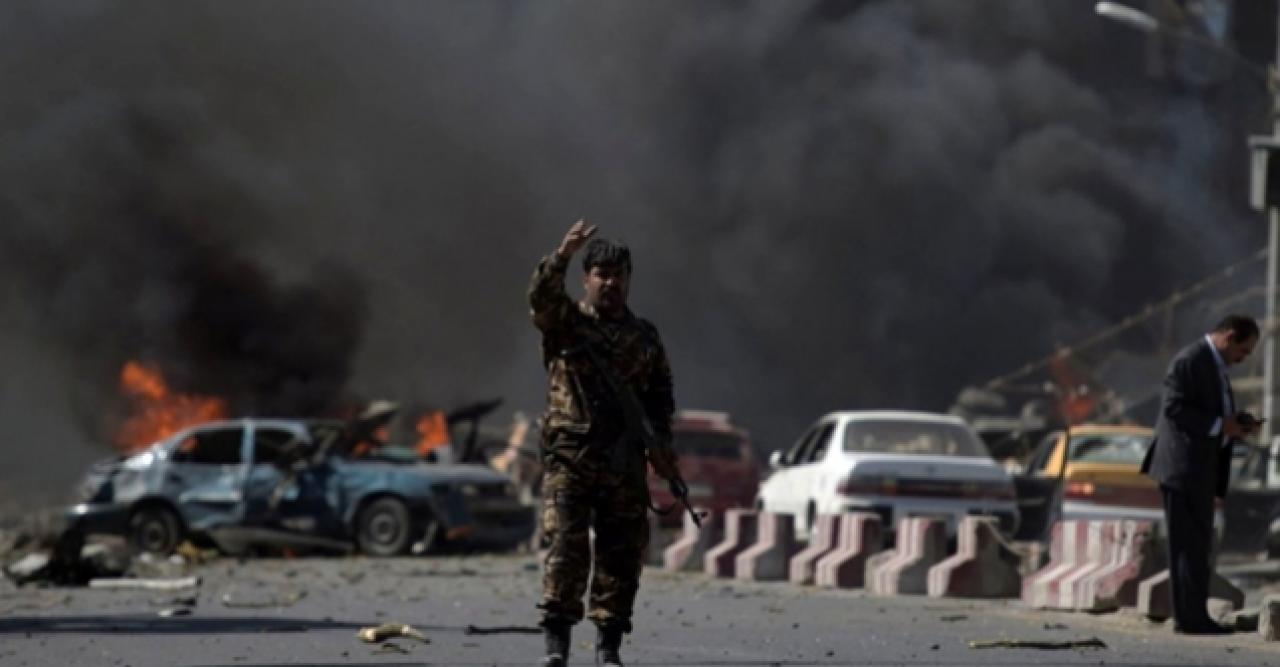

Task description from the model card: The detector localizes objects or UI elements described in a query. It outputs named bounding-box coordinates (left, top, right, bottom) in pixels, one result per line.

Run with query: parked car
left=1013, top=423, right=1228, bottom=542
left=1222, top=439, right=1280, bottom=556
left=756, top=411, right=1018, bottom=540
left=648, top=410, right=761, bottom=526
left=66, top=410, right=535, bottom=556
left=1013, top=424, right=1161, bottom=540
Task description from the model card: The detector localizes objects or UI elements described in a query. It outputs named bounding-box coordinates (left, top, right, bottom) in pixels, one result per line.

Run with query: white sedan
left=757, top=411, right=1018, bottom=539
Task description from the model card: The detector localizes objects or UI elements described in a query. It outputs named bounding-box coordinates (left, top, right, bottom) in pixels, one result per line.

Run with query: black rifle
left=573, top=342, right=703, bottom=529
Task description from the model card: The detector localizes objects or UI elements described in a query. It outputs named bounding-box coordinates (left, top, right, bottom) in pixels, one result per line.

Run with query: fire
left=415, top=410, right=450, bottom=458
left=115, top=361, right=228, bottom=453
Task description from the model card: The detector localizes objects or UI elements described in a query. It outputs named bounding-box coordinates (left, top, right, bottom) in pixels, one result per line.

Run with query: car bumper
left=1061, top=500, right=1164, bottom=523
left=65, top=502, right=130, bottom=535
left=839, top=497, right=1019, bottom=536
left=1062, top=500, right=1223, bottom=540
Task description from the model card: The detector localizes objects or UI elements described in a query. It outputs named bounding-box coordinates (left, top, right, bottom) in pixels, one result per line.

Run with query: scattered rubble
left=357, top=623, right=429, bottom=643
left=220, top=588, right=307, bottom=608
left=89, top=576, right=200, bottom=591
left=968, top=637, right=1107, bottom=650
left=463, top=625, right=542, bottom=635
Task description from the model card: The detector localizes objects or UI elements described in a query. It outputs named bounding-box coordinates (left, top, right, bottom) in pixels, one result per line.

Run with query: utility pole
left=1264, top=3, right=1280, bottom=446
left=1251, top=3, right=1280, bottom=447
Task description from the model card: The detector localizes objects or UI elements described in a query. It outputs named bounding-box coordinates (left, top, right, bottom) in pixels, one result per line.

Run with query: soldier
left=529, top=220, right=680, bottom=667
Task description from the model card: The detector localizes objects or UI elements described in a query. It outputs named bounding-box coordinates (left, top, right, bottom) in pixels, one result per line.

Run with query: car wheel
left=129, top=505, right=183, bottom=556
left=356, top=496, right=413, bottom=557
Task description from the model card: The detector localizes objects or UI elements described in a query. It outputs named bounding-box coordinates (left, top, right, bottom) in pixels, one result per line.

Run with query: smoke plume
left=0, top=1, right=1266, bottom=497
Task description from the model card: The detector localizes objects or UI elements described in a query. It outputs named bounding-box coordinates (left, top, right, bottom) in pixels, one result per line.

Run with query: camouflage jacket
left=528, top=251, right=675, bottom=458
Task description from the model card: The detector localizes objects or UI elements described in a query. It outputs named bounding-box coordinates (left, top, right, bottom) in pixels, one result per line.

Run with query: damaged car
left=66, top=406, right=536, bottom=556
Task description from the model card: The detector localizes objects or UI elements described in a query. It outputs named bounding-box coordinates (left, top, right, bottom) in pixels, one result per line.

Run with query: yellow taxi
left=1021, top=424, right=1162, bottom=525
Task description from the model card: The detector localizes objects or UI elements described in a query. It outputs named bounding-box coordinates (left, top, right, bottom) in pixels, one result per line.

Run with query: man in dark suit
left=1142, top=314, right=1260, bottom=634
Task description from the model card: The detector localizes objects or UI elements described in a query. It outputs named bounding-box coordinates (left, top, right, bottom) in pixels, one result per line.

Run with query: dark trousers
left=1160, top=484, right=1215, bottom=628
left=538, top=455, right=649, bottom=632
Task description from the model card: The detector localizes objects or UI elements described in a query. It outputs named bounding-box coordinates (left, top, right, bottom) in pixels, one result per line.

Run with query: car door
left=1222, top=445, right=1280, bottom=554
left=761, top=424, right=819, bottom=516
left=164, top=424, right=249, bottom=531
left=790, top=421, right=836, bottom=534
left=1013, top=431, right=1063, bottom=541
left=241, top=423, right=341, bottom=535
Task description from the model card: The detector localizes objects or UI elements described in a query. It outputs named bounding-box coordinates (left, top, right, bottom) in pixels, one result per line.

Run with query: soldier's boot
left=595, top=626, right=625, bottom=667
left=539, top=622, right=570, bottom=667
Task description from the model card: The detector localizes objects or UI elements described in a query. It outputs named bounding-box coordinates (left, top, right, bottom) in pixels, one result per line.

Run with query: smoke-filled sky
left=0, top=1, right=1267, bottom=498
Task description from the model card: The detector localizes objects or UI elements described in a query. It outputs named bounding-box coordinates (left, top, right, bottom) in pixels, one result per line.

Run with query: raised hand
left=556, top=219, right=598, bottom=259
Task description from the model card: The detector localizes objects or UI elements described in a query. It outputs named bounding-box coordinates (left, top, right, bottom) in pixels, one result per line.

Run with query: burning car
left=66, top=406, right=535, bottom=556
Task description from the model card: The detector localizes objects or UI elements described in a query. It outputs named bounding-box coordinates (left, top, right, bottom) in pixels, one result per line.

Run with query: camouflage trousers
left=537, top=452, right=649, bottom=633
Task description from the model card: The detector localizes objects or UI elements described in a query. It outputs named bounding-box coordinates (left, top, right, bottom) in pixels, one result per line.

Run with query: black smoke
left=0, top=1, right=1265, bottom=497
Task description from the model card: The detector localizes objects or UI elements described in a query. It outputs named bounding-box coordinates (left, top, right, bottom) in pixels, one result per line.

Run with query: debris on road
left=939, top=614, right=968, bottom=622
left=4, top=528, right=130, bottom=586
left=88, top=576, right=201, bottom=591
left=175, top=540, right=220, bottom=565
left=150, top=594, right=198, bottom=608
left=128, top=552, right=191, bottom=580
left=1042, top=623, right=1070, bottom=630
left=968, top=637, right=1107, bottom=650
left=5, top=553, right=51, bottom=582
left=463, top=624, right=542, bottom=635
left=357, top=623, right=429, bottom=643
left=220, top=589, right=307, bottom=608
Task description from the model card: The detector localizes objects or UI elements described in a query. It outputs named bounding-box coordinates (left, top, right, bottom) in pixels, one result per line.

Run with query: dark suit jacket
left=1141, top=339, right=1233, bottom=499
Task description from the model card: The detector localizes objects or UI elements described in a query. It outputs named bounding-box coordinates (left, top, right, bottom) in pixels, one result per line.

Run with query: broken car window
left=1066, top=434, right=1148, bottom=465
left=253, top=428, right=298, bottom=465
left=171, top=428, right=245, bottom=465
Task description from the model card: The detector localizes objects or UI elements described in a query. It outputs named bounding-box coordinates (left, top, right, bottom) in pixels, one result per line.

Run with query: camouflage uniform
left=529, top=251, right=675, bottom=633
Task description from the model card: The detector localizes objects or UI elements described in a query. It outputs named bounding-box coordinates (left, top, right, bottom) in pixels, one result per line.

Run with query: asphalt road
left=1, top=552, right=1278, bottom=667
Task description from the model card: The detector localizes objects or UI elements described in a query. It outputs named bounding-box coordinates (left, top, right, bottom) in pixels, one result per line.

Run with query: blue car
left=66, top=410, right=535, bottom=556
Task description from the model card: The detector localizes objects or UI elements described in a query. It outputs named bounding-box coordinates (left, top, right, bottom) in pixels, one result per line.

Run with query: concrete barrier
left=662, top=507, right=722, bottom=573
left=1136, top=568, right=1245, bottom=621
left=1022, top=520, right=1098, bottom=609
left=1260, top=596, right=1280, bottom=640
left=814, top=513, right=883, bottom=589
left=735, top=512, right=800, bottom=581
left=790, top=514, right=841, bottom=585
left=1074, top=520, right=1163, bottom=612
left=926, top=516, right=1020, bottom=599
left=703, top=509, right=757, bottom=578
left=867, top=517, right=947, bottom=596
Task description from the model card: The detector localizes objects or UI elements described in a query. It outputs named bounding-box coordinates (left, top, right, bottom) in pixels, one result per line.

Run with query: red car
left=649, top=410, right=760, bottom=526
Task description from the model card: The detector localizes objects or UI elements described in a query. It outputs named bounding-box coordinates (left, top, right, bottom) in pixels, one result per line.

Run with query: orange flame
left=115, top=361, right=228, bottom=453
left=415, top=410, right=450, bottom=457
